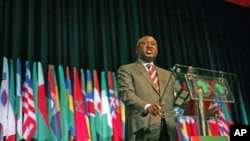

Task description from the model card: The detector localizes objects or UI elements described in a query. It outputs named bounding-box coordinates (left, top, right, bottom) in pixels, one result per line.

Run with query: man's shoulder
left=119, top=62, right=139, bottom=69
left=155, top=65, right=172, bottom=73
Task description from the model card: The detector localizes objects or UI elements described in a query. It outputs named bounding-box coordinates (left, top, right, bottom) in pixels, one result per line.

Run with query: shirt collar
left=138, top=59, right=154, bottom=67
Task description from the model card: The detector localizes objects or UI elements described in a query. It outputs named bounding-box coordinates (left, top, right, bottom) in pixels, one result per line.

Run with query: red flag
left=185, top=116, right=199, bottom=137
left=73, top=67, right=89, bottom=141
left=37, top=62, right=49, bottom=139
left=207, top=119, right=221, bottom=136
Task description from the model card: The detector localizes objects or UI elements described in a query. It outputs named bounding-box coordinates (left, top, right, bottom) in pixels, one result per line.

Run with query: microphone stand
left=159, top=69, right=176, bottom=105
left=158, top=70, right=175, bottom=141
left=142, top=69, right=176, bottom=141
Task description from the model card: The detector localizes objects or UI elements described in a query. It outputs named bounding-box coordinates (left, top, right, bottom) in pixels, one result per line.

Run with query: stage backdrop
left=0, top=0, right=249, bottom=125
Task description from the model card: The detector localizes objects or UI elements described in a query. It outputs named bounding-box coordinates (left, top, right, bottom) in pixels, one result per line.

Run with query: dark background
left=1, top=0, right=250, bottom=124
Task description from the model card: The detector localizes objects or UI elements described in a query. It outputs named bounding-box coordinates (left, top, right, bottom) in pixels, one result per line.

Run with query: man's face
left=136, top=36, right=158, bottom=62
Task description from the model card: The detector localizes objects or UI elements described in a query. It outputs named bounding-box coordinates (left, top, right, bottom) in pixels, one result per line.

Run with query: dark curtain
left=1, top=0, right=249, bottom=124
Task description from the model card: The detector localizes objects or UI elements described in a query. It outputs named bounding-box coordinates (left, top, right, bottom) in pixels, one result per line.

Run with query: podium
left=172, top=64, right=236, bottom=140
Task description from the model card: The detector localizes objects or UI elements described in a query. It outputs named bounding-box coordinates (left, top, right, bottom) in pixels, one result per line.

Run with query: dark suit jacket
left=117, top=61, right=182, bottom=141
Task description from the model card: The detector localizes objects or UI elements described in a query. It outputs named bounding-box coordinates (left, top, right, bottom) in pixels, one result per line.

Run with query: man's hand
left=147, top=103, right=162, bottom=117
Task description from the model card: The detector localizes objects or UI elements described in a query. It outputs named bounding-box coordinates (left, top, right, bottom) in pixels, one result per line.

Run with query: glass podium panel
left=172, top=64, right=237, bottom=136
left=172, top=64, right=236, bottom=103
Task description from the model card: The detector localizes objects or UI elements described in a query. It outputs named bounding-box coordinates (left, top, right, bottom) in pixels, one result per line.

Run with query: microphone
left=170, top=66, right=182, bottom=79
left=171, top=66, right=190, bottom=107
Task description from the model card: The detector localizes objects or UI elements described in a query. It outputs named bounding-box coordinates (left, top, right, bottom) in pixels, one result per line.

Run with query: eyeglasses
left=139, top=41, right=157, bottom=47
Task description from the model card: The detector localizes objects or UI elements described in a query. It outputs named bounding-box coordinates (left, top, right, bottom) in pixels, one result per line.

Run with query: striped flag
left=37, top=62, right=49, bottom=140
left=58, top=65, right=69, bottom=141
left=100, top=71, right=113, bottom=140
left=86, top=69, right=97, bottom=141
left=48, top=65, right=62, bottom=140
left=6, top=59, right=16, bottom=141
left=65, top=66, right=75, bottom=139
left=22, top=61, right=37, bottom=141
left=93, top=70, right=102, bottom=138
left=73, top=67, right=89, bottom=141
left=108, top=71, right=123, bottom=141
left=15, top=58, right=22, bottom=141
left=0, top=57, right=9, bottom=140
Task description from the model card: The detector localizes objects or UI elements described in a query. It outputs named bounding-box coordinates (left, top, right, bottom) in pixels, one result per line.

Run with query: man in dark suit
left=117, top=35, right=182, bottom=141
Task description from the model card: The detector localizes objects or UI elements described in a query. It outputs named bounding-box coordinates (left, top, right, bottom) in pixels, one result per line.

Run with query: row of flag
left=0, top=56, right=234, bottom=141
left=0, top=56, right=125, bottom=141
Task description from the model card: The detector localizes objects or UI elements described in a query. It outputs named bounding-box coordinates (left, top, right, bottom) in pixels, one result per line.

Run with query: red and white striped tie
left=147, top=64, right=159, bottom=92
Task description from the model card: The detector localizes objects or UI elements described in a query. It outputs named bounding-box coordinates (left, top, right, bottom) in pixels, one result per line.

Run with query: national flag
left=93, top=70, right=102, bottom=138
left=6, top=59, right=16, bottom=141
left=113, top=72, right=124, bottom=140
left=86, top=69, right=97, bottom=141
left=176, top=116, right=199, bottom=141
left=108, top=71, right=123, bottom=141
left=58, top=65, right=69, bottom=141
left=22, top=61, right=36, bottom=141
left=207, top=119, right=221, bottom=136
left=119, top=95, right=125, bottom=140
left=206, top=96, right=231, bottom=139
left=65, top=66, right=75, bottom=139
left=186, top=116, right=199, bottom=137
left=73, top=67, right=89, bottom=141
left=117, top=73, right=126, bottom=140
left=176, top=116, right=191, bottom=141
left=80, top=68, right=91, bottom=141
left=0, top=57, right=9, bottom=140
left=37, top=61, right=49, bottom=140
left=32, top=62, right=39, bottom=140
left=15, top=58, right=22, bottom=141
left=80, top=68, right=87, bottom=109
left=47, top=65, right=62, bottom=140
left=100, top=71, right=113, bottom=140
